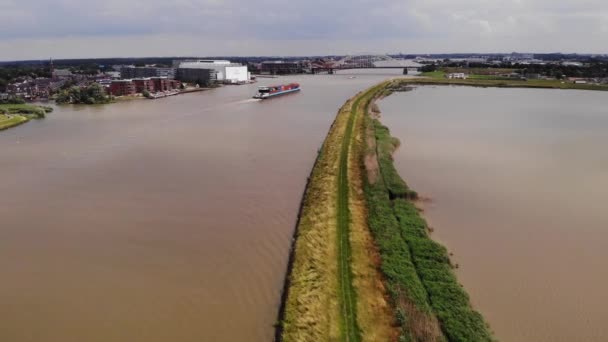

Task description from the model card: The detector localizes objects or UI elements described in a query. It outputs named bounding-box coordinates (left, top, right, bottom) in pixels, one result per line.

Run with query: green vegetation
left=364, top=114, right=492, bottom=341
left=362, top=98, right=444, bottom=341
left=56, top=83, right=113, bottom=104
left=0, top=103, right=52, bottom=131
left=356, top=80, right=495, bottom=341
left=420, top=70, right=446, bottom=79
left=0, top=114, right=28, bottom=130
left=281, top=85, right=396, bottom=341
left=0, top=103, right=52, bottom=118
left=408, top=77, right=608, bottom=91
left=393, top=199, right=491, bottom=341
left=281, top=77, right=608, bottom=342
left=337, top=88, right=362, bottom=341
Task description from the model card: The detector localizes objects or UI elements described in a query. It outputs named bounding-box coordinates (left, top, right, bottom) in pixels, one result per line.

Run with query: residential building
left=446, top=73, right=468, bottom=79
left=132, top=78, right=156, bottom=93
left=109, top=80, right=136, bottom=96
left=53, top=69, right=73, bottom=79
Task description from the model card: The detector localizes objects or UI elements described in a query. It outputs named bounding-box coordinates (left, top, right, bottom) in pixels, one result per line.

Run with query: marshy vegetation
left=361, top=81, right=493, bottom=341
left=0, top=104, right=53, bottom=130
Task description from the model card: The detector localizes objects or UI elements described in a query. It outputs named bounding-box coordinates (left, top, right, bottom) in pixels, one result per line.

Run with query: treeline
left=0, top=65, right=51, bottom=92
left=56, top=83, right=112, bottom=104
left=422, top=61, right=608, bottom=78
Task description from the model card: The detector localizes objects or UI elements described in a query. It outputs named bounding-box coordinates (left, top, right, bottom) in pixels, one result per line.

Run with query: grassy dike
left=280, top=83, right=395, bottom=341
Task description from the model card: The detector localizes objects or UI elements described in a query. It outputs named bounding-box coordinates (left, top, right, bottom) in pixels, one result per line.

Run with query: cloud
left=1, top=0, right=607, bottom=60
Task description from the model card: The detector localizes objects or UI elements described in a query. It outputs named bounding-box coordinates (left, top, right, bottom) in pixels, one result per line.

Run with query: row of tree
left=55, top=83, right=112, bottom=104
left=421, top=61, right=608, bottom=78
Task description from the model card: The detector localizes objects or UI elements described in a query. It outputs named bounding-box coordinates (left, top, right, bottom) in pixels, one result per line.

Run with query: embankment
left=278, top=80, right=494, bottom=341
left=279, top=83, right=395, bottom=341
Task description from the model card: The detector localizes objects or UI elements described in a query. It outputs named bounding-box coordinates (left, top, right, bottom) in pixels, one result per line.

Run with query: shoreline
left=0, top=104, right=52, bottom=131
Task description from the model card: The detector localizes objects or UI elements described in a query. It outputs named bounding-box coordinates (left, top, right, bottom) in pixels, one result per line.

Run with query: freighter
left=253, top=83, right=300, bottom=99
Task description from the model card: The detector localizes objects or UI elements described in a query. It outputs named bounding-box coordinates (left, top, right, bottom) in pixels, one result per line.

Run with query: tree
left=56, top=83, right=111, bottom=104
left=420, top=64, right=437, bottom=73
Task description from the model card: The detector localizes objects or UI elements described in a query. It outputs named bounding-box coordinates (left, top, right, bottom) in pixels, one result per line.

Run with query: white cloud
left=1, top=0, right=607, bottom=60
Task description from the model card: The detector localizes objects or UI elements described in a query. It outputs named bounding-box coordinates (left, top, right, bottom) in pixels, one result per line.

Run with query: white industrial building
left=176, top=60, right=250, bottom=83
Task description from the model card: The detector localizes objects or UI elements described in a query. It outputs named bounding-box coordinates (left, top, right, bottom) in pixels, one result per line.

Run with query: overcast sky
left=1, top=0, right=607, bottom=60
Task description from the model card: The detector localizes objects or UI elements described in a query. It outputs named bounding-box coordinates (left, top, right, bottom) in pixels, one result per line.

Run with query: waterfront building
left=132, top=78, right=156, bottom=93
left=109, top=80, right=136, bottom=96
left=176, top=60, right=249, bottom=83
left=151, top=77, right=180, bottom=92
left=176, top=68, right=217, bottom=86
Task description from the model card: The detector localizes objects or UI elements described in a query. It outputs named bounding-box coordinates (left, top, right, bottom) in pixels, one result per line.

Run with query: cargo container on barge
left=253, top=83, right=300, bottom=99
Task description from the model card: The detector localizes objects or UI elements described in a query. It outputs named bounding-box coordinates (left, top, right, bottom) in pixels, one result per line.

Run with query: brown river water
left=0, top=71, right=400, bottom=342
left=379, top=86, right=608, bottom=342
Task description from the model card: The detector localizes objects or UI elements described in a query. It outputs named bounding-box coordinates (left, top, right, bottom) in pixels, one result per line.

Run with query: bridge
left=311, top=55, right=422, bottom=74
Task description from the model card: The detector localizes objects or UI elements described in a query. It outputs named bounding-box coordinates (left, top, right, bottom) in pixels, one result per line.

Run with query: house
left=568, top=77, right=588, bottom=84
left=446, top=73, right=468, bottom=79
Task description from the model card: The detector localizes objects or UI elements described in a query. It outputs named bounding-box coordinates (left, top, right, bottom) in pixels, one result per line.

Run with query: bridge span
left=311, top=55, right=422, bottom=74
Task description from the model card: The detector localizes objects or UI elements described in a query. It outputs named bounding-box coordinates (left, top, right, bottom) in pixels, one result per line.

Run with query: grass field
left=0, top=104, right=52, bottom=132
left=0, top=104, right=53, bottom=118
left=0, top=114, right=28, bottom=130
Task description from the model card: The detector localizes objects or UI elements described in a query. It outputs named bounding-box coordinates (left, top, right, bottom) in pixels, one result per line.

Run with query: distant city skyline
left=2, top=0, right=608, bottom=61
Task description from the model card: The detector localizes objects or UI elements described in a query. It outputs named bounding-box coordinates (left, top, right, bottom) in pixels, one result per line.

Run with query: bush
left=362, top=91, right=492, bottom=341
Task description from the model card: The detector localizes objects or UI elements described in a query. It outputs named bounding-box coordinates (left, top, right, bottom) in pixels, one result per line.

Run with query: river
left=0, top=72, right=400, bottom=342
left=379, top=86, right=608, bottom=342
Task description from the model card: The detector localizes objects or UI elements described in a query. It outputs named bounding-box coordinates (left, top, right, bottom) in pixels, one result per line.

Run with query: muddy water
left=0, top=71, right=400, bottom=342
left=379, top=86, right=608, bottom=342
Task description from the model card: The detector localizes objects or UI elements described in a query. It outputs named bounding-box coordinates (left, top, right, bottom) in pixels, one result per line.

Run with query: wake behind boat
left=253, top=83, right=300, bottom=99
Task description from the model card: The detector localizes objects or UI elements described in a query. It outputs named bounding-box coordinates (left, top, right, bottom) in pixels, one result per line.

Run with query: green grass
left=335, top=88, right=363, bottom=342
left=366, top=119, right=492, bottom=341
left=468, top=74, right=514, bottom=81
left=403, top=77, right=608, bottom=91
left=0, top=104, right=53, bottom=119
left=0, top=114, right=28, bottom=130
left=420, top=71, right=446, bottom=79
left=393, top=200, right=493, bottom=341
left=374, top=122, right=418, bottom=200
left=365, top=118, right=442, bottom=341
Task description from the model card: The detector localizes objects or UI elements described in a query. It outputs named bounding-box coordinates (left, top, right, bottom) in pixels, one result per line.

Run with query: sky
left=1, top=0, right=608, bottom=60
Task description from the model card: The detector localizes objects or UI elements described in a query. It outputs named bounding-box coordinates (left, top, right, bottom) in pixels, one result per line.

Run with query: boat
left=253, top=83, right=300, bottom=99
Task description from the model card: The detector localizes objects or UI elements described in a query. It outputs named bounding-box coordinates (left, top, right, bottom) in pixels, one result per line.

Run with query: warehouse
left=176, top=60, right=250, bottom=83
left=176, top=68, right=217, bottom=87
left=121, top=66, right=176, bottom=79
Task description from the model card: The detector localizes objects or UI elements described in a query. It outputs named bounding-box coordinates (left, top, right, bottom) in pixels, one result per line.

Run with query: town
left=2, top=52, right=608, bottom=103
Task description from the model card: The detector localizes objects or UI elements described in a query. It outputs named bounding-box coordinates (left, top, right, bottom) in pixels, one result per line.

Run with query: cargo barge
left=253, top=83, right=300, bottom=99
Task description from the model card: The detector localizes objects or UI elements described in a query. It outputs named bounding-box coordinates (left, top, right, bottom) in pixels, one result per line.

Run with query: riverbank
left=397, top=76, right=608, bottom=91
left=279, top=80, right=496, bottom=341
left=0, top=104, right=53, bottom=131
